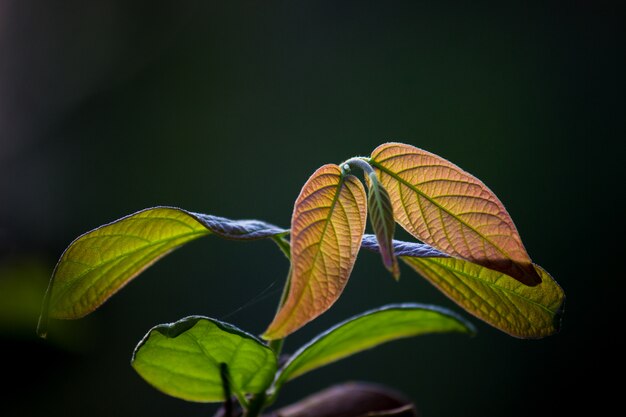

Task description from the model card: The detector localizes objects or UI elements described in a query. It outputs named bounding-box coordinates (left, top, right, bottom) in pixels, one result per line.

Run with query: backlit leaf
left=369, top=142, right=541, bottom=286
left=131, top=316, right=277, bottom=403
left=367, top=172, right=400, bottom=279
left=274, top=304, right=474, bottom=388
left=38, top=207, right=287, bottom=336
left=263, top=165, right=367, bottom=340
left=402, top=256, right=564, bottom=338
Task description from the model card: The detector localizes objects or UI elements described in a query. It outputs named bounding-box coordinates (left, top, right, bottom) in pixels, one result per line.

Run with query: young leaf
left=38, top=207, right=287, bottom=335
left=402, top=257, right=564, bottom=338
left=369, top=142, right=541, bottom=287
left=367, top=172, right=400, bottom=279
left=131, top=316, right=277, bottom=403
left=263, top=164, right=367, bottom=340
left=274, top=304, right=474, bottom=388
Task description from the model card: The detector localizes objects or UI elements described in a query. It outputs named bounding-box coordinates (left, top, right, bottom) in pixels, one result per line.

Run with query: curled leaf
left=263, top=165, right=367, bottom=340
left=369, top=143, right=541, bottom=286
left=367, top=172, right=400, bottom=279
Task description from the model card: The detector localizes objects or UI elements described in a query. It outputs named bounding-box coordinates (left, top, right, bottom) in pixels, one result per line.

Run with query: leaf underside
left=38, top=207, right=287, bottom=333
left=275, top=303, right=474, bottom=388
left=263, top=164, right=367, bottom=340
left=132, top=316, right=277, bottom=403
left=370, top=143, right=541, bottom=286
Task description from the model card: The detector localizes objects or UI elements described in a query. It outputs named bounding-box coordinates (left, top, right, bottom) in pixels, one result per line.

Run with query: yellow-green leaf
left=38, top=207, right=287, bottom=336
left=274, top=304, right=474, bottom=389
left=402, top=256, right=564, bottom=338
left=263, top=165, right=367, bottom=340
left=367, top=172, right=400, bottom=279
left=132, top=316, right=277, bottom=403
left=369, top=142, right=541, bottom=286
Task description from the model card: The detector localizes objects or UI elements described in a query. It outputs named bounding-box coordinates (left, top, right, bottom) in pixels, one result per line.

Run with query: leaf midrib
left=409, top=257, right=556, bottom=315
left=274, top=173, right=345, bottom=334
left=50, top=230, right=211, bottom=311
left=370, top=183, right=394, bottom=237
left=370, top=160, right=515, bottom=262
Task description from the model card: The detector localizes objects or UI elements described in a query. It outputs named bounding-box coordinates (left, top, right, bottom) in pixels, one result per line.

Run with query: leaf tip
left=517, top=262, right=543, bottom=287
left=262, top=315, right=304, bottom=341
left=260, top=330, right=278, bottom=342
left=36, top=319, right=48, bottom=339
left=260, top=318, right=283, bottom=341
left=489, top=258, right=543, bottom=287
left=466, top=321, right=478, bottom=337
left=36, top=288, right=52, bottom=339
left=390, top=261, right=401, bottom=281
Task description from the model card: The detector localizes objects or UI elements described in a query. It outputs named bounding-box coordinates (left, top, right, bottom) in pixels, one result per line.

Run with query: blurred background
left=1, top=1, right=623, bottom=416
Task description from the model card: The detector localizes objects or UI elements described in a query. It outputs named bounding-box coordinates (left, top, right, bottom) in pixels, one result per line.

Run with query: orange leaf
left=263, top=165, right=367, bottom=340
left=370, top=143, right=541, bottom=286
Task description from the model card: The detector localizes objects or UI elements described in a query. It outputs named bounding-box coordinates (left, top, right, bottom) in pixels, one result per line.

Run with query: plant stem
left=220, top=364, right=233, bottom=417
left=341, top=156, right=375, bottom=176
left=244, top=393, right=267, bottom=417
left=271, top=234, right=291, bottom=260
left=267, top=266, right=291, bottom=356
left=268, top=337, right=284, bottom=356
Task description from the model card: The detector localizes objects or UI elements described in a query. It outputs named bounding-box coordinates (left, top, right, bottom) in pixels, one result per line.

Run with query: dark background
left=1, top=1, right=623, bottom=416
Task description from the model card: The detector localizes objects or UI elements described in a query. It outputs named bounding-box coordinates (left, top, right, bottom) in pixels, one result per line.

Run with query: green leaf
left=38, top=207, right=287, bottom=336
left=402, top=257, right=564, bottom=338
left=131, top=316, right=277, bottom=403
left=367, top=172, right=400, bottom=279
left=274, top=303, right=474, bottom=389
